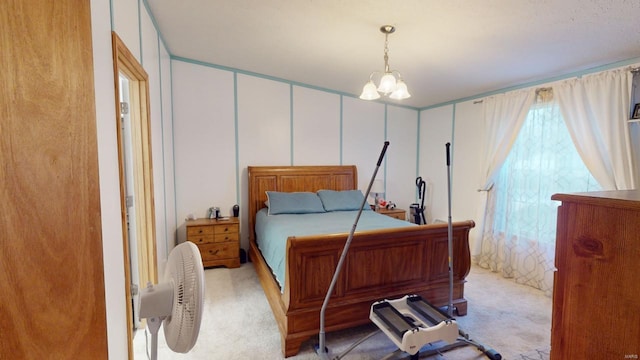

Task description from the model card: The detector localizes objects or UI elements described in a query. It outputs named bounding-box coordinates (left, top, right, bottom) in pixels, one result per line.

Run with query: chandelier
left=359, top=25, right=411, bottom=101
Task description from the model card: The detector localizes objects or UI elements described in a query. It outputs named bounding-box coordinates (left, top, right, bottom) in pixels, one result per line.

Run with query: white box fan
left=139, top=241, right=205, bottom=360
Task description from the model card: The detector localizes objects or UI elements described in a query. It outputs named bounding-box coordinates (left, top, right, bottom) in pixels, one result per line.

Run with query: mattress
left=255, top=208, right=415, bottom=290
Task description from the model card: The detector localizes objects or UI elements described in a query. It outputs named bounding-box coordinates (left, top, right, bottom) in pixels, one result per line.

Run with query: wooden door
left=0, top=0, right=108, bottom=358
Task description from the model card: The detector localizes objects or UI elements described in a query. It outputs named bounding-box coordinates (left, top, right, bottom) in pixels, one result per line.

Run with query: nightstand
left=376, top=208, right=407, bottom=221
left=186, top=217, right=240, bottom=268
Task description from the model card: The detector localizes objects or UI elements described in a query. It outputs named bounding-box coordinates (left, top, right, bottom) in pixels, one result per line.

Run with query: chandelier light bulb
left=360, top=80, right=381, bottom=100
left=377, top=73, right=397, bottom=94
left=389, top=79, right=411, bottom=100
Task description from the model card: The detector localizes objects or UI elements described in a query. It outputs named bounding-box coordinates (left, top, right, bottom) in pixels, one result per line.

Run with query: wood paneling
left=0, top=0, right=108, bottom=358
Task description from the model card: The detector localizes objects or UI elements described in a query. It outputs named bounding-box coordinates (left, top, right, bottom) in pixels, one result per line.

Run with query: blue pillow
left=265, top=191, right=326, bottom=215
left=317, top=190, right=370, bottom=212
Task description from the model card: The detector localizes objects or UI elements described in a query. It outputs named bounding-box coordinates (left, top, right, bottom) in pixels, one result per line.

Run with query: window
left=493, top=89, right=601, bottom=242
left=480, top=89, right=601, bottom=294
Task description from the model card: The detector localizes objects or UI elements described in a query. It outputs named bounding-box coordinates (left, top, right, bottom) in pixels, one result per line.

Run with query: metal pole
left=317, top=141, right=390, bottom=358
left=445, top=142, right=454, bottom=317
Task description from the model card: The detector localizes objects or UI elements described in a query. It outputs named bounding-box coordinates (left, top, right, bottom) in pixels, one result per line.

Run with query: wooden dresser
left=186, top=218, right=240, bottom=268
left=550, top=190, right=640, bottom=360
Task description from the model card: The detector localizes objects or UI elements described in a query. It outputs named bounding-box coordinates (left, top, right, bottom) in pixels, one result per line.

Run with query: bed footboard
left=256, top=220, right=474, bottom=357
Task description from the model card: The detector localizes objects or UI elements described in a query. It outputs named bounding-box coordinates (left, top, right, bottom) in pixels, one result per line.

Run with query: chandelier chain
left=383, top=33, right=390, bottom=73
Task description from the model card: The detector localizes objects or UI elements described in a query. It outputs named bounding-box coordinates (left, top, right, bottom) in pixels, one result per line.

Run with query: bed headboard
left=247, top=165, right=357, bottom=242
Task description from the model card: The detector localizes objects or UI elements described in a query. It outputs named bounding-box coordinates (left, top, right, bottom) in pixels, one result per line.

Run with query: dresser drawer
left=214, top=231, right=239, bottom=243
left=188, top=234, right=214, bottom=245
left=213, top=223, right=239, bottom=235
left=187, top=225, right=214, bottom=236
left=199, top=242, right=239, bottom=262
left=186, top=226, right=215, bottom=244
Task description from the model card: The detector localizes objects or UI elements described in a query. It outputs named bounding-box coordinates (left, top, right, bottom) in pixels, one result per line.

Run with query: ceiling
left=146, top=0, right=640, bottom=109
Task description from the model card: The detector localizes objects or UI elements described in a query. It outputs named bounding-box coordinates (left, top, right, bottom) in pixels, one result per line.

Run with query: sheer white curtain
left=477, top=90, right=601, bottom=295
left=471, top=89, right=534, bottom=257
left=554, top=68, right=637, bottom=190
left=478, top=90, right=536, bottom=188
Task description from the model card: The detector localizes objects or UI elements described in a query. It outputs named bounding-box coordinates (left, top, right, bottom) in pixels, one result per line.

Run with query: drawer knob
left=198, top=229, right=203, bottom=233
left=209, top=249, right=219, bottom=255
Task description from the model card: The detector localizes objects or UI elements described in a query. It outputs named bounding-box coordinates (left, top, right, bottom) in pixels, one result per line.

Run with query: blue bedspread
left=255, top=208, right=415, bottom=290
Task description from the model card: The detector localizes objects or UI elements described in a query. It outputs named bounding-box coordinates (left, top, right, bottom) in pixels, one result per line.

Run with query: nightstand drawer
left=214, top=232, right=239, bottom=243
left=199, top=242, right=239, bottom=262
left=187, top=226, right=215, bottom=236
left=213, top=223, right=239, bottom=235
left=186, top=225, right=215, bottom=244
left=188, top=234, right=215, bottom=245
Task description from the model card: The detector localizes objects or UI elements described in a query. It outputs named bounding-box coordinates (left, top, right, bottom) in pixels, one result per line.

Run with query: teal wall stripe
left=234, top=72, right=240, bottom=205
left=109, top=0, right=114, bottom=31
left=290, top=85, right=294, bottom=165
left=157, top=34, right=169, bottom=256
left=171, top=56, right=420, bottom=111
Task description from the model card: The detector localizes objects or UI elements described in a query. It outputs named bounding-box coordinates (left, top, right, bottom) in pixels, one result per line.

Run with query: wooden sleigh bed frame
left=247, top=165, right=474, bottom=357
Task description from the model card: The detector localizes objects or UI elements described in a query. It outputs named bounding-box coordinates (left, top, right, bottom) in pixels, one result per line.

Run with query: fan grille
left=163, top=241, right=204, bottom=353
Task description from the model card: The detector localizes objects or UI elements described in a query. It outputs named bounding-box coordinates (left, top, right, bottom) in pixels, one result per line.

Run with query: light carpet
left=134, top=263, right=551, bottom=360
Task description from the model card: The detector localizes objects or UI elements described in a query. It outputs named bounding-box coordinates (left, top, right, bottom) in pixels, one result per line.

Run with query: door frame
left=111, top=31, right=158, bottom=358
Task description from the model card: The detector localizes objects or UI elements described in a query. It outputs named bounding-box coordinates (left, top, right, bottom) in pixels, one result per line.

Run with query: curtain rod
left=474, top=86, right=552, bottom=104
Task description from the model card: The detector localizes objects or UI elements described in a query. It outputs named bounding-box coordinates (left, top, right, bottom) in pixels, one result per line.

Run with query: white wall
left=172, top=60, right=425, bottom=250
left=92, top=0, right=175, bottom=357
left=111, top=0, right=140, bottom=62
left=91, top=0, right=127, bottom=358
left=292, top=87, right=341, bottom=165
left=237, top=76, right=292, bottom=245
left=159, top=38, right=176, bottom=268
left=342, top=97, right=386, bottom=190
left=385, top=105, right=419, bottom=214
left=172, top=62, right=236, bottom=243
left=419, top=105, right=453, bottom=223
left=417, top=102, right=485, bottom=253
left=451, top=100, right=485, bottom=255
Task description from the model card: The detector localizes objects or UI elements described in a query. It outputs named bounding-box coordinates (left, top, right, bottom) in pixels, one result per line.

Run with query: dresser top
left=551, top=190, right=640, bottom=210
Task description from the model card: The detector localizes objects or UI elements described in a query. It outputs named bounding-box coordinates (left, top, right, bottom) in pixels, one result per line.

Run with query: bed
left=247, top=165, right=474, bottom=357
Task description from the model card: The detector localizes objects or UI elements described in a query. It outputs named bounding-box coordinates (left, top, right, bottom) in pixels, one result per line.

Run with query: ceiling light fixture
left=360, top=25, right=411, bottom=101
